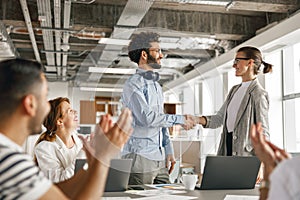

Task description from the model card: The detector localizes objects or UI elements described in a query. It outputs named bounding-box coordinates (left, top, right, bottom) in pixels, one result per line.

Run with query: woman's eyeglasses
left=62, top=109, right=77, bottom=117
left=233, top=57, right=250, bottom=65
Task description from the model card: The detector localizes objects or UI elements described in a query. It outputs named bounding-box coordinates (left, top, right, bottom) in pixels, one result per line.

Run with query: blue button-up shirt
left=121, top=68, right=185, bottom=161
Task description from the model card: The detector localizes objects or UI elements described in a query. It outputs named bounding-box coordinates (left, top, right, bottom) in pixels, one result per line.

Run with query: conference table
left=103, top=185, right=259, bottom=199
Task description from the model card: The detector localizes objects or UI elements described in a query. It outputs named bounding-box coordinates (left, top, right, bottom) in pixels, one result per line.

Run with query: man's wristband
left=260, top=180, right=270, bottom=189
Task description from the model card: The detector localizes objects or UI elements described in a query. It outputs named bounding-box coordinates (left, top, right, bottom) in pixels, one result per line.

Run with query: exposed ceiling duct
left=37, top=0, right=55, bottom=66
left=54, top=0, right=62, bottom=67
left=19, top=0, right=40, bottom=62
left=0, top=21, right=16, bottom=61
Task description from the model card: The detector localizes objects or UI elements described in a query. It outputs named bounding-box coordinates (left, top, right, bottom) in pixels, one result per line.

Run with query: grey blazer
left=204, top=78, right=269, bottom=156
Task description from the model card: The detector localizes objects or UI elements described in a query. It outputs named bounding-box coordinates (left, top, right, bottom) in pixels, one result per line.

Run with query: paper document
left=134, top=194, right=197, bottom=200
left=126, top=189, right=184, bottom=197
left=224, top=195, right=259, bottom=200
left=145, top=184, right=185, bottom=190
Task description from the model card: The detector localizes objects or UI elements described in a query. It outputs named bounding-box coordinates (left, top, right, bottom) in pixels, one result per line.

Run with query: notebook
left=75, top=158, right=132, bottom=192
left=197, top=156, right=260, bottom=190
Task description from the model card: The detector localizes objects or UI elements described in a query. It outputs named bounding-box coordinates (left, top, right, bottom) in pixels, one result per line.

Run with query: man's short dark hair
left=128, top=32, right=160, bottom=64
left=0, top=58, right=43, bottom=118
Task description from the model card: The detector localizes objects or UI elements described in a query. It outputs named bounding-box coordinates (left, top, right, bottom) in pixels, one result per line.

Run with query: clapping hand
left=250, top=122, right=291, bottom=178
left=80, top=108, right=133, bottom=166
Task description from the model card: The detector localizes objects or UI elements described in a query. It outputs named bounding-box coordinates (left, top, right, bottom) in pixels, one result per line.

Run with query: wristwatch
left=260, top=180, right=270, bottom=189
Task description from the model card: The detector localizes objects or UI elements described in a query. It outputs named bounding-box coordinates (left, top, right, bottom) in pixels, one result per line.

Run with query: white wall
left=182, top=84, right=195, bottom=115
left=48, top=82, right=68, bottom=100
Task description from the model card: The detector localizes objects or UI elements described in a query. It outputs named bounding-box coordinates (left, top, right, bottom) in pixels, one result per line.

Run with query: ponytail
left=237, top=46, right=273, bottom=75
left=262, top=61, right=273, bottom=74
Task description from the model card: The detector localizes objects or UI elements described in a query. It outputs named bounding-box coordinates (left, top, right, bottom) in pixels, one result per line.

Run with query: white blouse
left=226, top=80, right=252, bottom=132
left=34, top=133, right=84, bottom=183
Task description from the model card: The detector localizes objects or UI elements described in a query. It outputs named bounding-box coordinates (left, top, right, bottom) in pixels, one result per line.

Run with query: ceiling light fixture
left=88, top=67, right=135, bottom=74
left=98, top=38, right=130, bottom=45
left=79, top=87, right=123, bottom=92
left=194, top=1, right=229, bottom=6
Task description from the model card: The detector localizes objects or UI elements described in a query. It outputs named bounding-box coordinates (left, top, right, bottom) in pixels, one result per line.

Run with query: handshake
left=182, top=115, right=201, bottom=130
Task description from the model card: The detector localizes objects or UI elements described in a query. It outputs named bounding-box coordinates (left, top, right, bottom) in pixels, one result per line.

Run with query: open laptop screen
left=198, top=156, right=260, bottom=190
left=75, top=158, right=132, bottom=192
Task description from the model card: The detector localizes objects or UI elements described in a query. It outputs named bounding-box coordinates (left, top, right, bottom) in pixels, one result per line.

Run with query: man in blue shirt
left=121, top=32, right=197, bottom=185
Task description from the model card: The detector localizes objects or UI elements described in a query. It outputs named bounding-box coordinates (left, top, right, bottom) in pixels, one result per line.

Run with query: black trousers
left=226, top=132, right=233, bottom=156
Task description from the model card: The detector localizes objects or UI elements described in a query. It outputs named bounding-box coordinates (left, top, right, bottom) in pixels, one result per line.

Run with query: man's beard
left=28, top=118, right=43, bottom=135
left=147, top=54, right=161, bottom=69
left=28, top=104, right=44, bottom=135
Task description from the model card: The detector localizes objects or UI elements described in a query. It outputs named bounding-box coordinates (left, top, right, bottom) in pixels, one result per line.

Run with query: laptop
left=75, top=158, right=132, bottom=192
left=197, top=156, right=260, bottom=190
left=289, top=152, right=300, bottom=157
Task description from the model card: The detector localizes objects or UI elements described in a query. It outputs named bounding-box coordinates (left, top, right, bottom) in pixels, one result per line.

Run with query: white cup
left=180, top=174, right=198, bottom=190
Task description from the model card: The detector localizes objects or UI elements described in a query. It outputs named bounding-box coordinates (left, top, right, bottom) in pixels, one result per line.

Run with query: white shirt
left=268, top=156, right=300, bottom=199
left=121, top=69, right=182, bottom=160
left=34, top=133, right=84, bottom=183
left=0, top=133, right=52, bottom=200
left=226, top=80, right=252, bottom=132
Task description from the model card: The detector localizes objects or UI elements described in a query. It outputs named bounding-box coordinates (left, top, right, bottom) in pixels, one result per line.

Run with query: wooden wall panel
left=80, top=101, right=96, bottom=124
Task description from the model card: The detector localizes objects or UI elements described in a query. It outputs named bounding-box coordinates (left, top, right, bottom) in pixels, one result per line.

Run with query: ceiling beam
left=92, top=0, right=299, bottom=14
left=232, top=0, right=300, bottom=13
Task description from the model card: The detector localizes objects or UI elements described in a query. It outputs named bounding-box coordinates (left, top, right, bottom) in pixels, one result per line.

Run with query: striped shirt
left=0, top=133, right=52, bottom=200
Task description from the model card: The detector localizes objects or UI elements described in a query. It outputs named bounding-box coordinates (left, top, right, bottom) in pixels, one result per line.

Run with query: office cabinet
left=80, top=100, right=96, bottom=124
left=80, top=97, right=121, bottom=124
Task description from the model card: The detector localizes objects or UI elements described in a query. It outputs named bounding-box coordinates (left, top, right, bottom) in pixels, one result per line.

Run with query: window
left=283, top=43, right=300, bottom=95
left=283, top=98, right=300, bottom=151
left=264, top=50, right=283, bottom=147
left=282, top=42, right=300, bottom=151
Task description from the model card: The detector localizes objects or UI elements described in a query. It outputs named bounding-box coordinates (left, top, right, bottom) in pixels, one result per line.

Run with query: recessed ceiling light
left=79, top=87, right=123, bottom=92
left=88, top=67, right=135, bottom=74
left=98, top=38, right=130, bottom=45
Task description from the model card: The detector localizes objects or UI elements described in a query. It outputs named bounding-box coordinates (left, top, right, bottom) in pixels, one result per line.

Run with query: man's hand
left=250, top=122, right=290, bottom=178
left=101, top=108, right=133, bottom=149
left=182, top=114, right=198, bottom=130
left=99, top=114, right=113, bottom=133
left=166, top=154, right=176, bottom=174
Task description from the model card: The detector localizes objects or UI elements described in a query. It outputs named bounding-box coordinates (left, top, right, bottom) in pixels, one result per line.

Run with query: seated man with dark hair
left=0, top=58, right=133, bottom=199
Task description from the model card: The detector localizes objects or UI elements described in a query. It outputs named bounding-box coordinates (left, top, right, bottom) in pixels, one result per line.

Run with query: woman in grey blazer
left=197, top=46, right=273, bottom=156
